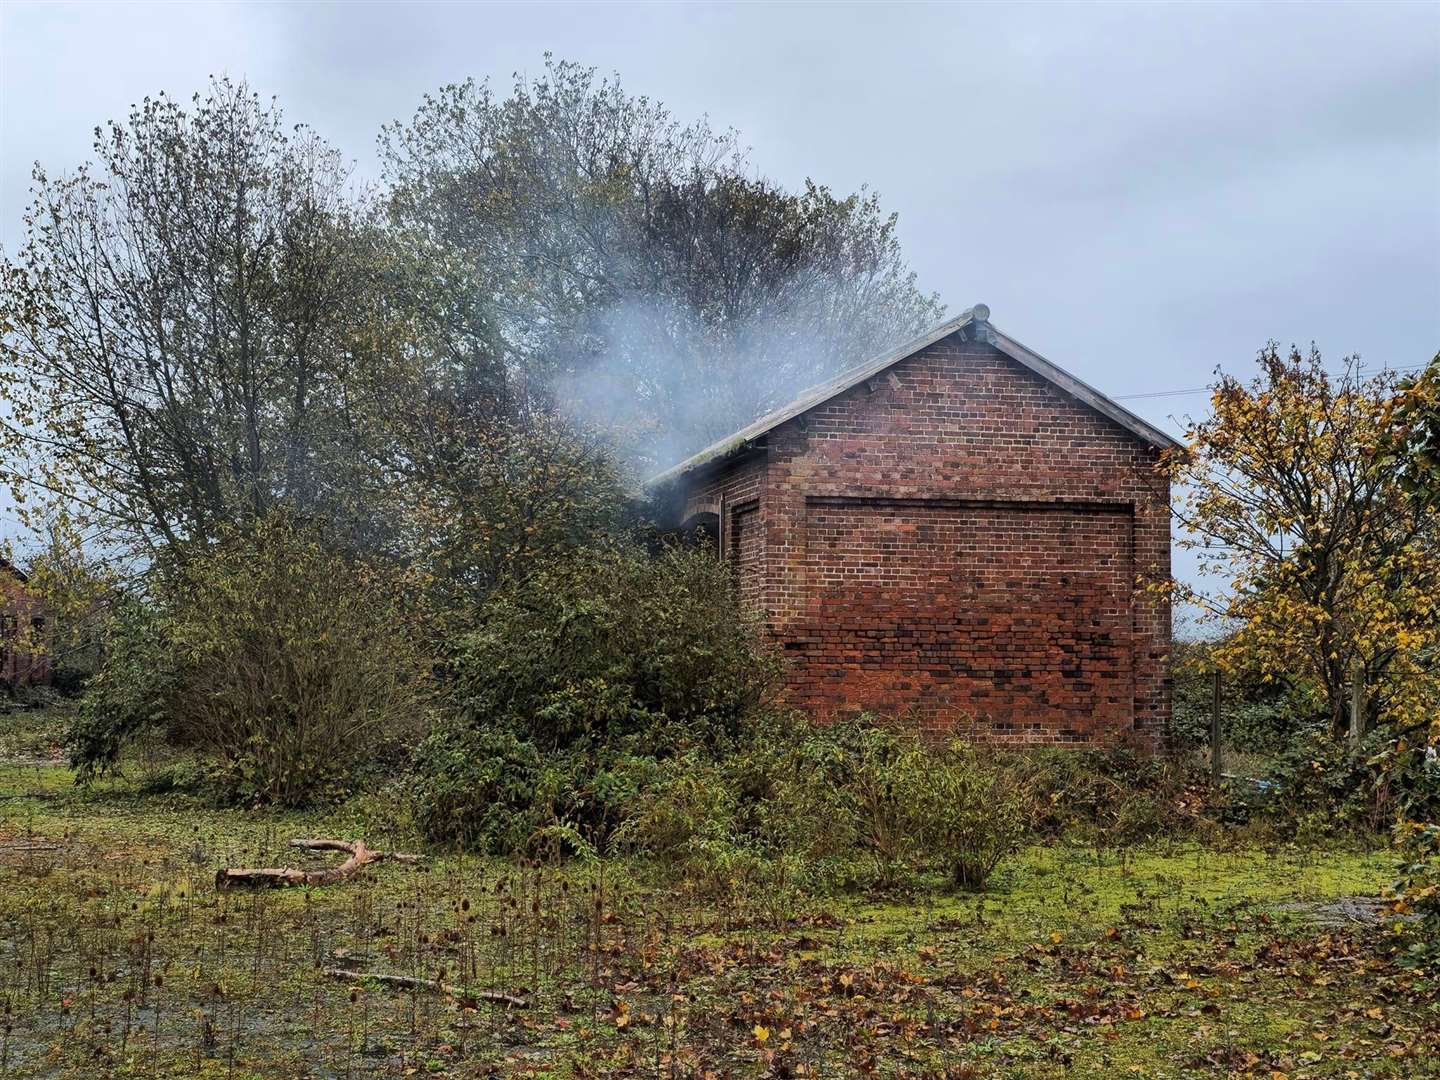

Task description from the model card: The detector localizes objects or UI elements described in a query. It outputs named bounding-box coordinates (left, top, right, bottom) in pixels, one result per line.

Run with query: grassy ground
left=0, top=717, right=1435, bottom=1078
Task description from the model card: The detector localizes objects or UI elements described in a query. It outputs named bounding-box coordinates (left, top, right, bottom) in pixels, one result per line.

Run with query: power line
left=1114, top=386, right=1212, bottom=401
left=1113, top=362, right=1430, bottom=402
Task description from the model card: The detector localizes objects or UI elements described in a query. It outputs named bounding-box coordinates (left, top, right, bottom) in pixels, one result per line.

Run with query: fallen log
left=215, top=838, right=425, bottom=891
left=321, top=968, right=528, bottom=1009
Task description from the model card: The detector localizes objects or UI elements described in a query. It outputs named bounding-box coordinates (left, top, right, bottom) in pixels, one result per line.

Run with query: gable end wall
left=679, top=334, right=1171, bottom=749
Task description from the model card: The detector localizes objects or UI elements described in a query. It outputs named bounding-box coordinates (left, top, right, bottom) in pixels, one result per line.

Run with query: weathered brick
left=671, top=334, right=1172, bottom=751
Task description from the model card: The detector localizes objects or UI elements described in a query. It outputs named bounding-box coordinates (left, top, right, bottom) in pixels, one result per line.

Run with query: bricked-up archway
left=795, top=498, right=1134, bottom=741
left=648, top=306, right=1175, bottom=750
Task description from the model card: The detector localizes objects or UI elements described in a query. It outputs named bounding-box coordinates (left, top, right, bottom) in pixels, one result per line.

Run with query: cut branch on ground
left=321, top=968, right=528, bottom=1009
left=214, top=838, right=425, bottom=891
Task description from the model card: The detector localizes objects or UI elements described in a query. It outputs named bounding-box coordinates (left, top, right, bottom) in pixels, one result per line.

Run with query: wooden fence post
left=1210, top=669, right=1223, bottom=785
left=1349, top=661, right=1365, bottom=749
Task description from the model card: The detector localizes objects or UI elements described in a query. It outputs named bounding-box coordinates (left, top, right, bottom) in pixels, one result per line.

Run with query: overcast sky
left=2, top=0, right=1437, bottom=445
left=8, top=3, right=1440, bottom=434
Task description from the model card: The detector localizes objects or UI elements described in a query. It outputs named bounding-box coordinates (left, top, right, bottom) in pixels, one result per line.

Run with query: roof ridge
left=645, top=305, right=1180, bottom=487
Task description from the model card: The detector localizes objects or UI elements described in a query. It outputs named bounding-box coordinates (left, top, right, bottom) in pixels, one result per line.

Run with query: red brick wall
left=678, top=453, right=768, bottom=615
left=677, top=332, right=1171, bottom=749
left=796, top=499, right=1136, bottom=742
left=0, top=576, right=52, bottom=687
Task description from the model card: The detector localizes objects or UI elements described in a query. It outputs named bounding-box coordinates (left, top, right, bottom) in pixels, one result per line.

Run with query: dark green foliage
left=451, top=542, right=777, bottom=753
left=410, top=730, right=660, bottom=854
left=409, top=726, right=552, bottom=853
left=410, top=542, right=779, bottom=850
left=68, top=597, right=179, bottom=782
left=1254, top=730, right=1440, bottom=836
left=1171, top=640, right=1320, bottom=754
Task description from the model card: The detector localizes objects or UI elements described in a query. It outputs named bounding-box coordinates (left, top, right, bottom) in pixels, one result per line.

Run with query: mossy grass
left=0, top=720, right=1434, bottom=1078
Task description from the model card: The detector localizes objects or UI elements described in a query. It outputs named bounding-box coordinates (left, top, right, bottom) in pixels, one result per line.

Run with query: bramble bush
left=1243, top=729, right=1440, bottom=839
left=452, top=541, right=777, bottom=753
left=1010, top=744, right=1205, bottom=847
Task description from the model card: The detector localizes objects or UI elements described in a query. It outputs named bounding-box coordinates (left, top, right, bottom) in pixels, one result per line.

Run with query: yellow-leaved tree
left=1164, top=345, right=1439, bottom=743
left=1381, top=354, right=1440, bottom=934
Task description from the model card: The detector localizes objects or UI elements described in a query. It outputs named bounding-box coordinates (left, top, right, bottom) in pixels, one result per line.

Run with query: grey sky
left=2, top=0, right=1437, bottom=444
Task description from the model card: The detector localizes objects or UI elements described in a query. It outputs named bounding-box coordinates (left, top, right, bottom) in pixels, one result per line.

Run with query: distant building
left=0, top=563, right=51, bottom=688
left=648, top=305, right=1175, bottom=749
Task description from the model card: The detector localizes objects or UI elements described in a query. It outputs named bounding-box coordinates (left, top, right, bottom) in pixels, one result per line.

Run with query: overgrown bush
left=784, top=719, right=925, bottom=888
left=168, top=516, right=431, bottom=805
left=411, top=732, right=659, bottom=854
left=615, top=717, right=1032, bottom=895
left=71, top=515, right=432, bottom=806
left=1249, top=729, right=1424, bottom=837
left=918, top=741, right=1031, bottom=889
left=1171, top=639, right=1320, bottom=753
left=1392, top=818, right=1440, bottom=961
left=411, top=542, right=779, bottom=850
left=455, top=542, right=778, bottom=752
left=614, top=715, right=903, bottom=897
left=1010, top=745, right=1203, bottom=846
left=612, top=746, right=800, bottom=905
left=68, top=596, right=179, bottom=782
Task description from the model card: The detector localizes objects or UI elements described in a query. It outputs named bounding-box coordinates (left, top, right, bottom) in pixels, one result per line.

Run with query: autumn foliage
left=1165, top=345, right=1440, bottom=741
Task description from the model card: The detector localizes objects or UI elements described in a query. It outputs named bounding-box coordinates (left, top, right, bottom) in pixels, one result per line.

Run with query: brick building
left=648, top=305, right=1177, bottom=749
left=0, top=563, right=51, bottom=688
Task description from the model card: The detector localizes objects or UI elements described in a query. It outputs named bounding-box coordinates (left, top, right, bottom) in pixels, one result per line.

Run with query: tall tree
left=0, top=80, right=387, bottom=558
left=1165, top=345, right=1440, bottom=740
left=380, top=57, right=943, bottom=471
left=1388, top=354, right=1440, bottom=511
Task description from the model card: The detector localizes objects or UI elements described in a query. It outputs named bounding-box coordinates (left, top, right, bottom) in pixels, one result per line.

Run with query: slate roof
left=646, top=304, right=1182, bottom=488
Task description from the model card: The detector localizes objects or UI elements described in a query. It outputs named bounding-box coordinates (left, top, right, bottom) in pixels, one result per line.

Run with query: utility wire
left=1113, top=362, right=1430, bottom=402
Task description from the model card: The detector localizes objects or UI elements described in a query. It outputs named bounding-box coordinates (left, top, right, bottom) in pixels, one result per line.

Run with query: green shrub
left=453, top=542, right=778, bottom=753
left=613, top=714, right=862, bottom=898
left=409, top=726, right=550, bottom=852
left=71, top=514, right=432, bottom=806
left=68, top=596, right=179, bottom=782
left=168, top=517, right=431, bottom=806
left=778, top=719, right=921, bottom=887
left=411, top=728, right=656, bottom=854
left=1253, top=729, right=1417, bottom=836
left=614, top=717, right=1032, bottom=895
left=611, top=750, right=763, bottom=899
left=411, top=541, right=779, bottom=851
left=917, top=741, right=1032, bottom=890
left=1170, top=639, right=1324, bottom=754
